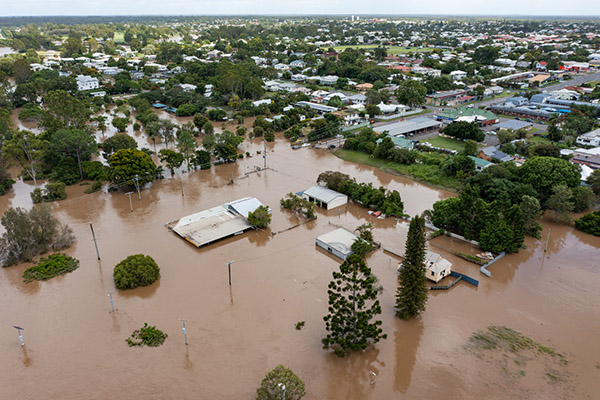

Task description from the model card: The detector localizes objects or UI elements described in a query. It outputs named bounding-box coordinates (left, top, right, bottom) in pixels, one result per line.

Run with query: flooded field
left=0, top=132, right=599, bottom=399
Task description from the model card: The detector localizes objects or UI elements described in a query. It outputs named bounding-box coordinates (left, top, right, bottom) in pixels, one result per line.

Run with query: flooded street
left=0, top=134, right=599, bottom=399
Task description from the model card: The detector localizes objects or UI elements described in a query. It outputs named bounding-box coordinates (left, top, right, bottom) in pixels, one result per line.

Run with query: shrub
left=84, top=181, right=103, bottom=194
left=126, top=323, right=167, bottom=347
left=23, top=253, right=80, bottom=282
left=113, top=254, right=160, bottom=290
left=574, top=211, right=600, bottom=236
left=31, top=182, right=67, bottom=204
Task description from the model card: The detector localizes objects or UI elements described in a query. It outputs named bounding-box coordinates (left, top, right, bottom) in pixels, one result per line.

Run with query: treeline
left=430, top=157, right=593, bottom=253
left=317, top=171, right=405, bottom=217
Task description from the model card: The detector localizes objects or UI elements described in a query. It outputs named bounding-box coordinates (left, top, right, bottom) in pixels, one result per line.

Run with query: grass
left=333, top=149, right=461, bottom=191
left=22, top=253, right=80, bottom=282
left=113, top=31, right=125, bottom=44
left=528, top=135, right=552, bottom=145
left=469, top=326, right=567, bottom=363
left=328, top=45, right=434, bottom=54
left=422, top=136, right=466, bottom=152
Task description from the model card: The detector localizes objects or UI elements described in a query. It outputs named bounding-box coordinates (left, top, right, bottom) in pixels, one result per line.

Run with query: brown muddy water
left=1, top=132, right=599, bottom=400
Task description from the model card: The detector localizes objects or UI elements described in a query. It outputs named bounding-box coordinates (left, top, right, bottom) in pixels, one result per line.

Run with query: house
left=76, top=75, right=99, bottom=91
left=468, top=156, right=492, bottom=172
left=295, top=101, right=338, bottom=114
left=291, top=74, right=307, bottom=82
left=529, top=74, right=551, bottom=86
left=576, top=128, right=600, bottom=147
left=315, top=228, right=358, bottom=260
left=424, top=251, right=452, bottom=283
left=571, top=154, right=600, bottom=170
left=425, top=90, right=467, bottom=106
left=479, top=146, right=513, bottom=162
left=449, top=70, right=467, bottom=80
left=290, top=60, right=306, bottom=69
left=355, top=83, right=374, bottom=91
left=179, top=84, right=197, bottom=92
left=505, top=96, right=528, bottom=106
left=536, top=61, right=548, bottom=71
left=320, top=75, right=339, bottom=86
left=301, top=186, right=348, bottom=210
left=252, top=99, right=272, bottom=107
left=332, top=110, right=361, bottom=125
left=348, top=94, right=367, bottom=105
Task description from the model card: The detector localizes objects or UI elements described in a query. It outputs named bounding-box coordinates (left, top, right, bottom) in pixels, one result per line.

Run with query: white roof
left=303, top=186, right=347, bottom=203
left=316, top=228, right=358, bottom=255
left=424, top=251, right=452, bottom=274
left=581, top=164, right=594, bottom=182
left=226, top=197, right=265, bottom=218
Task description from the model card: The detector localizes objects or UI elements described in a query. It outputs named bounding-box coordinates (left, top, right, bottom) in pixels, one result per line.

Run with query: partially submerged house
left=169, top=197, right=266, bottom=247
left=301, top=186, right=348, bottom=210
left=424, top=251, right=452, bottom=283
left=315, top=228, right=358, bottom=260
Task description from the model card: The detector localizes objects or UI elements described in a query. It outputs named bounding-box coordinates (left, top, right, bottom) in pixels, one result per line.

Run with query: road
left=541, top=71, right=600, bottom=92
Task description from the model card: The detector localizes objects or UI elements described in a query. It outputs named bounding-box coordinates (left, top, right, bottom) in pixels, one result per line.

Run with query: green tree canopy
left=109, top=148, right=157, bottom=186
left=256, top=365, right=306, bottom=400
left=113, top=254, right=160, bottom=290
left=102, top=133, right=137, bottom=159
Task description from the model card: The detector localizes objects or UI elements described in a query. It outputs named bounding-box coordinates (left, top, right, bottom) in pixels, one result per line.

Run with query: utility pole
left=180, top=318, right=188, bottom=345
left=13, top=326, right=24, bottom=346
left=180, top=181, right=184, bottom=197
left=134, top=174, right=141, bottom=200
left=226, top=260, right=236, bottom=285
left=90, top=223, right=100, bottom=260
left=544, top=228, right=552, bottom=253
left=263, top=141, right=267, bottom=169
left=125, top=192, right=134, bottom=212
left=107, top=292, right=115, bottom=312
left=278, top=383, right=286, bottom=400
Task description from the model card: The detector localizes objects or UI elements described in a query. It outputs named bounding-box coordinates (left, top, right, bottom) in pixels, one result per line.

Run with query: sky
left=0, top=0, right=599, bottom=17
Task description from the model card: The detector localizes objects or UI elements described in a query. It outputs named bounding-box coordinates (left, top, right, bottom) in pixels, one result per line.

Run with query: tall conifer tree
left=396, top=214, right=428, bottom=319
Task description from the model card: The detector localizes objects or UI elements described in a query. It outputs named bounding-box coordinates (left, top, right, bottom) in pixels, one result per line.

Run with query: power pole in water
left=263, top=141, right=267, bottom=169
left=134, top=174, right=141, bottom=200
left=125, top=192, right=134, bottom=212
left=180, top=318, right=188, bottom=345
left=107, top=292, right=115, bottom=312
left=180, top=181, right=184, bottom=197
left=13, top=326, right=24, bottom=346
left=226, top=260, right=236, bottom=285
left=90, top=223, right=100, bottom=260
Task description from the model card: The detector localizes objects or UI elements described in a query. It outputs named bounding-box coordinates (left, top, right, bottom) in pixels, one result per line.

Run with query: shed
left=301, top=186, right=348, bottom=210
left=315, top=228, right=358, bottom=260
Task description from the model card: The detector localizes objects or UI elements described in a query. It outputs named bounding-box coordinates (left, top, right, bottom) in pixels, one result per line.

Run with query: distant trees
left=519, top=157, right=580, bottom=205
left=520, top=195, right=542, bottom=238
left=322, top=254, right=386, bottom=357
left=113, top=254, right=160, bottom=290
left=40, top=90, right=91, bottom=135
left=395, top=80, right=427, bottom=108
left=546, top=185, right=574, bottom=223
left=395, top=214, right=428, bottom=319
left=109, top=148, right=158, bottom=186
left=48, top=129, right=97, bottom=181
left=2, top=130, right=47, bottom=186
left=102, top=133, right=137, bottom=159
left=0, top=205, right=75, bottom=267
left=256, top=365, right=306, bottom=400
left=442, top=121, right=485, bottom=142
left=159, top=149, right=184, bottom=175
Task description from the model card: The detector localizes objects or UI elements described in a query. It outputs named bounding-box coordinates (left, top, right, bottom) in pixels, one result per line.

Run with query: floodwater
left=1, top=129, right=599, bottom=399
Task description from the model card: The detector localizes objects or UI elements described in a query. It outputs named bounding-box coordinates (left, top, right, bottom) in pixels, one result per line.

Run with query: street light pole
left=278, top=383, right=286, bottom=400
left=125, top=192, right=134, bottom=212
left=134, top=174, right=141, bottom=200
left=107, top=291, right=115, bottom=313
left=90, top=223, right=100, bottom=260
left=226, top=260, right=236, bottom=286
left=13, top=326, right=24, bottom=346
left=180, top=318, right=188, bottom=345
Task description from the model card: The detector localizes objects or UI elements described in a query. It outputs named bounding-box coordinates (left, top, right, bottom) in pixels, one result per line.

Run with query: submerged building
left=169, top=197, right=266, bottom=247
left=315, top=228, right=359, bottom=260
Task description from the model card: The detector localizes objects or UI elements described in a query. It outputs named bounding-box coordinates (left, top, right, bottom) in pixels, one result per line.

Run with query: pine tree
left=322, top=254, right=387, bottom=357
left=396, top=214, right=428, bottom=319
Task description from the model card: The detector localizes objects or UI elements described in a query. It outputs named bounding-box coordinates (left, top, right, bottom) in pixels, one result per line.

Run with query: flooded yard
left=0, top=134, right=599, bottom=399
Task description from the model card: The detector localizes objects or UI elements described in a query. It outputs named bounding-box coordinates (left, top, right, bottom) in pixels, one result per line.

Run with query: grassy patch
left=329, top=45, right=434, bottom=54
left=422, top=136, right=467, bottom=152
left=23, top=253, right=80, bottom=282
left=528, top=135, right=552, bottom=145
left=113, top=31, right=125, bottom=43
left=333, top=149, right=460, bottom=191
left=470, top=326, right=566, bottom=362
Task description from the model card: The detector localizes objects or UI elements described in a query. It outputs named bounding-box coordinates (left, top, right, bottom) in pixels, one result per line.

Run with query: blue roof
left=152, top=103, right=167, bottom=108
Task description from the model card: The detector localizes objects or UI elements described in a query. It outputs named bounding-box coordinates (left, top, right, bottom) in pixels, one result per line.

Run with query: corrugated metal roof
left=374, top=117, right=441, bottom=137
left=303, top=186, right=347, bottom=204
left=316, top=228, right=358, bottom=255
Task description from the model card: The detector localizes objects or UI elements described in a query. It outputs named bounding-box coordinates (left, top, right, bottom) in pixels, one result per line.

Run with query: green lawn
left=114, top=32, right=125, bottom=43
left=528, top=135, right=552, bottom=144
left=333, top=149, right=460, bottom=191
left=422, top=136, right=466, bottom=152
left=328, top=45, right=434, bottom=54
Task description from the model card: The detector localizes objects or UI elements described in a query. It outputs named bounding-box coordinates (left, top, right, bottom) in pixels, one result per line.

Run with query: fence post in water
left=544, top=229, right=551, bottom=253
left=90, top=223, right=100, bottom=260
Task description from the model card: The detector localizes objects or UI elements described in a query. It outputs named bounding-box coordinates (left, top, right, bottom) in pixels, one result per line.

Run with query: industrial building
left=169, top=197, right=266, bottom=248
left=373, top=117, right=442, bottom=137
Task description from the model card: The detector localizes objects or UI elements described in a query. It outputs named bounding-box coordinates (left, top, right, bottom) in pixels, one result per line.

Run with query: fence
left=479, top=252, right=506, bottom=277
left=376, top=108, right=424, bottom=120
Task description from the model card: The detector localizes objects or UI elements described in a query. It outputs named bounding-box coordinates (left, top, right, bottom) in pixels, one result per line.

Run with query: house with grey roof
left=301, top=186, right=348, bottom=210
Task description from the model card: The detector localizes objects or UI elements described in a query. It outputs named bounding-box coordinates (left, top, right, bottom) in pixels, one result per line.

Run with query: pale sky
left=0, top=0, right=599, bottom=17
